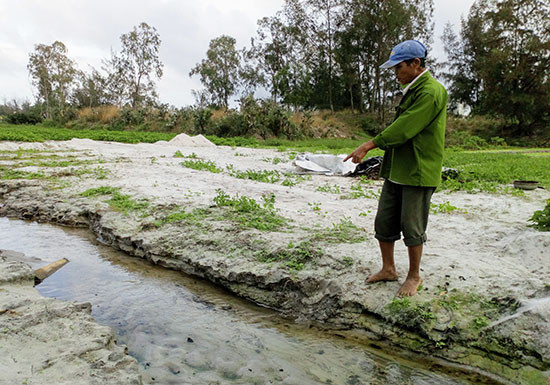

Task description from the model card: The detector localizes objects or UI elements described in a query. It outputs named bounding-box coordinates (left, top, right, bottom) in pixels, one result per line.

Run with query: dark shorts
left=374, top=179, right=435, bottom=247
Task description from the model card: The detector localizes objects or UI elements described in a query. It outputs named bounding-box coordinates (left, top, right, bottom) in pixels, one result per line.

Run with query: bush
left=78, top=105, right=119, bottom=124
left=6, top=111, right=43, bottom=125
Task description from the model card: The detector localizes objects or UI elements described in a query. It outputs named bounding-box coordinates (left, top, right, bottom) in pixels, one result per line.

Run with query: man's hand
left=344, top=140, right=377, bottom=164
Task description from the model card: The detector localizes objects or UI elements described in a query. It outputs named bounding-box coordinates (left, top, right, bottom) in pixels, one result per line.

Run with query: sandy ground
left=0, top=138, right=549, bottom=384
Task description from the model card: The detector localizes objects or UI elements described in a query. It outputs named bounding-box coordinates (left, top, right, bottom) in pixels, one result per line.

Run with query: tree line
left=5, top=0, right=550, bottom=136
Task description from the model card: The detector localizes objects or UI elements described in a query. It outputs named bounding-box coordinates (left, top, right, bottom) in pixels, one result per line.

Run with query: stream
left=0, top=217, right=501, bottom=385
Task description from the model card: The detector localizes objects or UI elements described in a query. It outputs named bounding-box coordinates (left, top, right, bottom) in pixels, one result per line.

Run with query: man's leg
left=366, top=241, right=398, bottom=283
left=398, top=185, right=435, bottom=296
left=397, top=244, right=423, bottom=296
left=370, top=180, right=402, bottom=283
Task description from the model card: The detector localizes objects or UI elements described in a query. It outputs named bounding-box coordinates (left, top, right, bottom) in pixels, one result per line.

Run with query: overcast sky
left=0, top=0, right=475, bottom=107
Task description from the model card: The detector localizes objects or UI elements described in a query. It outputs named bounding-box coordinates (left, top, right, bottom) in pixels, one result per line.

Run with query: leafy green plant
left=107, top=192, right=149, bottom=214
left=213, top=189, right=286, bottom=231
left=342, top=256, right=354, bottom=266
left=472, top=316, right=489, bottom=329
left=316, top=183, right=341, bottom=194
left=430, top=201, right=466, bottom=214
left=181, top=159, right=222, bottom=173
left=174, top=150, right=197, bottom=159
left=529, top=199, right=550, bottom=231
left=229, top=168, right=281, bottom=183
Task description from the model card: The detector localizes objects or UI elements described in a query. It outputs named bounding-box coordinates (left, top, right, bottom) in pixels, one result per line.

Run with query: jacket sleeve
left=372, top=92, right=439, bottom=150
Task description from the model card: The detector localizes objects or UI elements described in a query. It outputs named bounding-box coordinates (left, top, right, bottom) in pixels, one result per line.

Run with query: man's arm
left=344, top=140, right=377, bottom=164
left=372, top=92, right=439, bottom=150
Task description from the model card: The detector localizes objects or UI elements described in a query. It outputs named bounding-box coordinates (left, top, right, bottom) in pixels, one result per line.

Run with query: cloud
left=0, top=0, right=474, bottom=107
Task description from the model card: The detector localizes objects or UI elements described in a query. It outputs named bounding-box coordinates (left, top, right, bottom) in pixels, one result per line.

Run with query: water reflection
left=0, top=217, right=493, bottom=385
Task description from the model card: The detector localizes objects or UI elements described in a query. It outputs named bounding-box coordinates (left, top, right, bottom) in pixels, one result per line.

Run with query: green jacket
left=372, top=71, right=448, bottom=187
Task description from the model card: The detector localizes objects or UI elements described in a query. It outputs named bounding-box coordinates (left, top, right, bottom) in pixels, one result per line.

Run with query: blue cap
left=380, top=40, right=427, bottom=69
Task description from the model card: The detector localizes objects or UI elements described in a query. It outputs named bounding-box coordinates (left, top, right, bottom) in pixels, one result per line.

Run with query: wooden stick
left=34, top=258, right=69, bottom=285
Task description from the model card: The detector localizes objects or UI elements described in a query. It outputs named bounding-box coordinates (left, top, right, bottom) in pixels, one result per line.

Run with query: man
left=344, top=40, right=448, bottom=297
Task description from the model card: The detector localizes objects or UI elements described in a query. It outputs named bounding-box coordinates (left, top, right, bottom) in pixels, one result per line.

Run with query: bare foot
left=366, top=269, right=398, bottom=283
left=397, top=277, right=422, bottom=297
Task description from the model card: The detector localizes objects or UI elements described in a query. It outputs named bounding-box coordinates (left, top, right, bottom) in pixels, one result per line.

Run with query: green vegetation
left=529, top=199, right=550, bottom=231
left=0, top=167, right=45, bottom=180
left=386, top=297, right=436, bottom=331
left=440, top=150, right=550, bottom=192
left=180, top=159, right=223, bottom=173
left=228, top=167, right=281, bottom=184
left=107, top=192, right=149, bottom=214
left=79, top=186, right=148, bottom=214
left=430, top=201, right=466, bottom=214
left=79, top=186, right=119, bottom=197
left=1, top=124, right=548, bottom=196
left=316, top=183, right=341, bottom=194
left=312, top=218, right=368, bottom=243
left=174, top=151, right=197, bottom=159
left=213, top=190, right=286, bottom=231
left=0, top=123, right=174, bottom=143
left=153, top=207, right=210, bottom=228
left=341, top=183, right=380, bottom=200
left=257, top=241, right=323, bottom=271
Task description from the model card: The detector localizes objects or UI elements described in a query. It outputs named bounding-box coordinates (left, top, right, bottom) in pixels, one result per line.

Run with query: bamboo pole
left=34, top=258, right=69, bottom=285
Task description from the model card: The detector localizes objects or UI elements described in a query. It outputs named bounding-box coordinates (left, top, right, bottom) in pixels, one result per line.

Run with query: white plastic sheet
left=293, top=153, right=357, bottom=175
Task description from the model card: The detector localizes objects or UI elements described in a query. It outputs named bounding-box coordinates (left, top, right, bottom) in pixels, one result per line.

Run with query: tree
left=106, top=22, right=163, bottom=109
left=335, top=0, right=434, bottom=119
left=190, top=35, right=242, bottom=109
left=443, top=0, right=550, bottom=132
left=71, top=68, right=110, bottom=108
left=27, top=41, right=77, bottom=119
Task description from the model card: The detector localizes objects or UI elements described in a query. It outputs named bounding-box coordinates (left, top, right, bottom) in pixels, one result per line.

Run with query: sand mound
left=166, top=133, right=216, bottom=147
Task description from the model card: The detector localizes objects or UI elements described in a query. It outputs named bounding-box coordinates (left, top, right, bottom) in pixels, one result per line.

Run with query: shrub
left=529, top=199, right=550, bottom=231
left=78, top=105, right=120, bottom=124
left=6, top=111, right=43, bottom=125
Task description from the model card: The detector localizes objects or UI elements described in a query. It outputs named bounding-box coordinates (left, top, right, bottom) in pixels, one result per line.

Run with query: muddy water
left=0, top=217, right=494, bottom=385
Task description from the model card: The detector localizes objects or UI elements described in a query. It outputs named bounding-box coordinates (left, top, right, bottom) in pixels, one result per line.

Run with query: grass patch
left=0, top=123, right=175, bottom=143
left=440, top=150, right=550, bottom=192
left=79, top=185, right=147, bottom=214
left=107, top=192, right=149, bottom=214
left=79, top=186, right=119, bottom=197
left=312, top=218, right=368, bottom=243
left=386, top=297, right=436, bottom=330
left=213, top=189, right=286, bottom=231
left=0, top=167, right=45, bottom=180
left=257, top=241, right=323, bottom=271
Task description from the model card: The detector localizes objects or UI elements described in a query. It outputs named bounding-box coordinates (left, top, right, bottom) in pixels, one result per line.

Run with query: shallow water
left=0, top=217, right=498, bottom=385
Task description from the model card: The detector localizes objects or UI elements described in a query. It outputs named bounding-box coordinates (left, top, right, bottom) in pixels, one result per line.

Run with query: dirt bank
left=0, top=138, right=549, bottom=384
